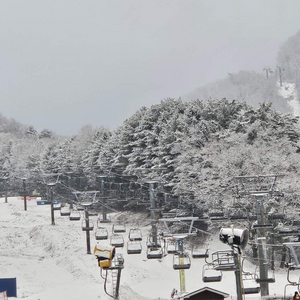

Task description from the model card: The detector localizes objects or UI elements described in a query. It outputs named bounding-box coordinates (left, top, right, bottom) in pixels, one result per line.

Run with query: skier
left=293, top=291, right=300, bottom=300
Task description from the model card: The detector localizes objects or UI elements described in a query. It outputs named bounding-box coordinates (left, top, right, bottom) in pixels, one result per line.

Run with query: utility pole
left=98, top=176, right=108, bottom=222
left=48, top=183, right=56, bottom=225
left=234, top=250, right=243, bottom=300
left=178, top=239, right=186, bottom=293
left=74, top=191, right=98, bottom=254
left=84, top=207, right=91, bottom=254
left=264, top=67, right=270, bottom=79
left=255, top=193, right=269, bottom=296
left=148, top=181, right=158, bottom=246
left=278, top=66, right=283, bottom=87
left=22, top=178, right=27, bottom=211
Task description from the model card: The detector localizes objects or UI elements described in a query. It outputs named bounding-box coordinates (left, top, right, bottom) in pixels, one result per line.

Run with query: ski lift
left=228, top=208, right=248, bottom=220
left=97, top=215, right=111, bottom=225
left=166, top=238, right=178, bottom=254
left=76, top=204, right=84, bottom=211
left=276, top=222, right=300, bottom=236
left=60, top=206, right=71, bottom=216
left=53, top=202, right=62, bottom=210
left=284, top=265, right=300, bottom=298
left=69, top=209, right=81, bottom=221
left=192, top=248, right=209, bottom=259
left=242, top=259, right=260, bottom=294
left=283, top=242, right=300, bottom=268
left=202, top=263, right=222, bottom=282
left=243, top=284, right=261, bottom=294
left=283, top=243, right=300, bottom=298
left=112, top=224, right=126, bottom=233
left=209, top=209, right=225, bottom=218
left=159, top=217, right=199, bottom=239
left=252, top=223, right=273, bottom=230
left=147, top=245, right=163, bottom=259
left=88, top=211, right=98, bottom=217
left=95, top=227, right=109, bottom=240
left=268, top=214, right=285, bottom=220
left=82, top=219, right=94, bottom=231
left=110, top=234, right=124, bottom=248
left=127, top=240, right=142, bottom=254
left=128, top=228, right=142, bottom=241
left=146, top=234, right=162, bottom=248
left=173, top=252, right=191, bottom=270
left=255, top=265, right=275, bottom=283
left=209, top=209, right=228, bottom=221
left=73, top=190, right=99, bottom=206
left=211, top=250, right=236, bottom=271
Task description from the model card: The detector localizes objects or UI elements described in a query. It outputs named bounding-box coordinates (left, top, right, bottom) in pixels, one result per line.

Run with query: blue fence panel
left=0, top=278, right=17, bottom=297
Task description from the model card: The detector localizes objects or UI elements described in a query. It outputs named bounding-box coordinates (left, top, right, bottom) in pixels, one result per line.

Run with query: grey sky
left=1, top=0, right=299, bottom=136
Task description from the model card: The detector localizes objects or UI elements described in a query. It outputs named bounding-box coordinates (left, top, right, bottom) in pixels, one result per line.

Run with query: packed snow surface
left=0, top=197, right=295, bottom=299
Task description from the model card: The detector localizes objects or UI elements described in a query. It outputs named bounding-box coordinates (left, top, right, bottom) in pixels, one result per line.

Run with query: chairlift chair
left=60, top=206, right=71, bottom=216
left=69, top=209, right=81, bottom=221
left=284, top=264, right=300, bottom=298
left=112, top=224, right=126, bottom=233
left=97, top=215, right=111, bottom=225
left=128, top=228, right=142, bottom=241
left=88, top=211, right=98, bottom=217
left=242, top=259, right=261, bottom=294
left=255, top=266, right=275, bottom=283
left=95, top=227, right=109, bottom=240
left=209, top=210, right=225, bottom=218
left=146, top=234, right=162, bottom=248
left=192, top=248, right=209, bottom=259
left=283, top=243, right=300, bottom=298
left=76, top=204, right=84, bottom=211
left=166, top=239, right=178, bottom=254
left=227, top=207, right=248, bottom=220
left=243, top=286, right=261, bottom=294
left=211, top=250, right=236, bottom=271
left=110, top=234, right=124, bottom=248
left=53, top=202, right=62, bottom=210
left=82, top=219, right=94, bottom=231
left=202, top=263, right=222, bottom=282
left=268, top=214, right=285, bottom=220
left=127, top=240, right=142, bottom=254
left=147, top=245, right=163, bottom=259
left=252, top=224, right=273, bottom=230
left=173, top=252, right=191, bottom=270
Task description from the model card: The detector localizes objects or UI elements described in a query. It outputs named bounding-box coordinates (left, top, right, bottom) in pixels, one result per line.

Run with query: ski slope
left=0, top=197, right=294, bottom=299
left=278, top=82, right=300, bottom=117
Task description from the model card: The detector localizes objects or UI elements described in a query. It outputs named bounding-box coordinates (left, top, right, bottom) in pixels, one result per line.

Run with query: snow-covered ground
left=0, top=197, right=296, bottom=299
left=278, top=82, right=300, bottom=116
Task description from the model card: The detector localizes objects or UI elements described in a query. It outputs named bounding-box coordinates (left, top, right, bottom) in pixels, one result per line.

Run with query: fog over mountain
left=1, top=1, right=300, bottom=135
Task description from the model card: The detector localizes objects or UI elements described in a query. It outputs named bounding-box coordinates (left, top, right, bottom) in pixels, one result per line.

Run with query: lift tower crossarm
left=159, top=217, right=199, bottom=238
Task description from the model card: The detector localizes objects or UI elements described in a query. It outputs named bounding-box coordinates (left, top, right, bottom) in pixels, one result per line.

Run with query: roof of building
left=181, top=286, right=229, bottom=299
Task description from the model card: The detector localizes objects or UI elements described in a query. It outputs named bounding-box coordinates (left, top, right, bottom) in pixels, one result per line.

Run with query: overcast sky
left=1, top=0, right=300, bottom=136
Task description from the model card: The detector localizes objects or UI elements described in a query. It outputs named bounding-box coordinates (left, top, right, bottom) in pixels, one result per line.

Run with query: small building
left=179, top=286, right=229, bottom=300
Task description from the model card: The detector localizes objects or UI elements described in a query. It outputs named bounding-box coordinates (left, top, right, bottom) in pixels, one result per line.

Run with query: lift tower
left=74, top=190, right=99, bottom=254
left=234, top=174, right=284, bottom=297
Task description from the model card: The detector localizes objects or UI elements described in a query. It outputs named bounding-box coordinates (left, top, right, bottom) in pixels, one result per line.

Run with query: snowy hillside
left=0, top=197, right=295, bottom=300
left=278, top=82, right=300, bottom=116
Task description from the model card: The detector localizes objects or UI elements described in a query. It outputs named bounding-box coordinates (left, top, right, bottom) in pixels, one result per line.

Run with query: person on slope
left=293, top=291, right=300, bottom=300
